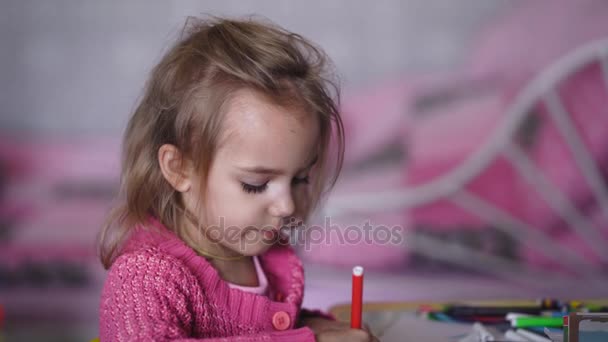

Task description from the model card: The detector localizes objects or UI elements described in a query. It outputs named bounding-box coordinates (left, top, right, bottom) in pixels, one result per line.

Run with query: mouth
left=242, top=222, right=296, bottom=241
left=241, top=225, right=280, bottom=241
left=262, top=230, right=278, bottom=240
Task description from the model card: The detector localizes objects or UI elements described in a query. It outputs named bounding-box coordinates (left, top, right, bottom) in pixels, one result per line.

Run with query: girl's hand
left=300, top=316, right=379, bottom=342
left=316, top=328, right=378, bottom=342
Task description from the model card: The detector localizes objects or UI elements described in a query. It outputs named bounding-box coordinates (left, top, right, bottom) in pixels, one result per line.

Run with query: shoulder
left=99, top=242, right=204, bottom=340
left=103, top=245, right=200, bottom=299
left=112, top=219, right=203, bottom=278
left=109, top=244, right=192, bottom=276
left=103, top=224, right=220, bottom=298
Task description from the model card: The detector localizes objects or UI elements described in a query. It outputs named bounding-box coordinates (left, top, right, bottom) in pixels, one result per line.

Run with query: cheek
left=293, top=187, right=312, bottom=218
left=205, top=177, right=267, bottom=226
left=181, top=182, right=206, bottom=218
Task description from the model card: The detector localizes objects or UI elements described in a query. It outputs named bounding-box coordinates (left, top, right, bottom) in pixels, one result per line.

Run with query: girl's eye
left=241, top=182, right=268, bottom=194
left=292, top=176, right=309, bottom=185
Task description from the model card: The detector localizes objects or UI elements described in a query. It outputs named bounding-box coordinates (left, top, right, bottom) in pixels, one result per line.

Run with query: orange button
left=272, top=311, right=291, bottom=331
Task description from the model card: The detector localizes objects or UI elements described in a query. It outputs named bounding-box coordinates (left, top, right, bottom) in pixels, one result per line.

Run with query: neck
left=178, top=214, right=260, bottom=285
left=181, top=217, right=246, bottom=261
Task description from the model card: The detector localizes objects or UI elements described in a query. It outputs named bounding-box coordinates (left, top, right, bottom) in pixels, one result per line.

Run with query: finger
left=359, top=329, right=380, bottom=342
left=326, top=321, right=352, bottom=331
left=351, top=328, right=374, bottom=342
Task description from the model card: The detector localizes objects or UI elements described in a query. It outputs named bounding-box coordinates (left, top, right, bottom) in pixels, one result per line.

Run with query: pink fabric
left=0, top=137, right=120, bottom=286
left=337, top=72, right=461, bottom=167
left=404, top=10, right=608, bottom=269
left=404, top=77, right=530, bottom=229
left=300, top=164, right=411, bottom=269
left=518, top=62, right=608, bottom=231
left=459, top=0, right=608, bottom=235
left=226, top=256, right=269, bottom=296
left=99, top=218, right=328, bottom=341
left=339, top=79, right=412, bottom=166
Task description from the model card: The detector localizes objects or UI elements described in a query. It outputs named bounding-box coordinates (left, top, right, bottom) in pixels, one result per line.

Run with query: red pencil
left=351, top=266, right=364, bottom=329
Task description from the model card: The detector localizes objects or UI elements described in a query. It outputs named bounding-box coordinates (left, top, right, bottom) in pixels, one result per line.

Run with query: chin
left=232, top=242, right=274, bottom=257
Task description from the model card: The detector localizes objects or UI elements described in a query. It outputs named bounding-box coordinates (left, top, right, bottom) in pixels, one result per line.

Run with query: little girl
left=98, top=16, right=378, bottom=342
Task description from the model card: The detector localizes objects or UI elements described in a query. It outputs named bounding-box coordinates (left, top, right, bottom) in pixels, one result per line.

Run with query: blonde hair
left=98, top=16, right=344, bottom=269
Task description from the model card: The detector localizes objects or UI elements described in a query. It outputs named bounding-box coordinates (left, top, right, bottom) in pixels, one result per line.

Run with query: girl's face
left=187, top=89, right=320, bottom=257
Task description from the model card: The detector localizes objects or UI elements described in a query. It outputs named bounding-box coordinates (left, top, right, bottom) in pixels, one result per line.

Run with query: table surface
left=2, top=262, right=607, bottom=342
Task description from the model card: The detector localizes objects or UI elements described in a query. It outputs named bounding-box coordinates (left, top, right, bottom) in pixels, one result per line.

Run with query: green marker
left=512, top=316, right=564, bottom=328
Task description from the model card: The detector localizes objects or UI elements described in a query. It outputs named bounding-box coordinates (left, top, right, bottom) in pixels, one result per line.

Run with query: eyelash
left=241, top=176, right=310, bottom=194
left=241, top=182, right=268, bottom=194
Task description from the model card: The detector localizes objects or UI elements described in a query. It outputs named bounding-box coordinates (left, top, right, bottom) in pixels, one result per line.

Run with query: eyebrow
left=237, top=155, right=319, bottom=175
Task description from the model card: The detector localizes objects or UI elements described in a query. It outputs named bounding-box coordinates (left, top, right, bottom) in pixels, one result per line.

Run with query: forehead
left=217, top=89, right=319, bottom=167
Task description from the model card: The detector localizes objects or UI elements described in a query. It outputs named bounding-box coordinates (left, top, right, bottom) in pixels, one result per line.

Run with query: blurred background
left=2, top=0, right=608, bottom=340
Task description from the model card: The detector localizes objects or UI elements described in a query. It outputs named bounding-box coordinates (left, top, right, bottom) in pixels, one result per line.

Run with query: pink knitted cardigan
left=99, top=219, right=329, bottom=341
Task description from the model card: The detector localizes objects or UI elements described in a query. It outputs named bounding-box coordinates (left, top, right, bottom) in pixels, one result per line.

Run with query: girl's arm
left=99, top=251, right=315, bottom=342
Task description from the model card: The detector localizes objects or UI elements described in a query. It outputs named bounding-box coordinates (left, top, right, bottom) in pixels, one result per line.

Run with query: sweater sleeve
left=99, top=251, right=316, bottom=342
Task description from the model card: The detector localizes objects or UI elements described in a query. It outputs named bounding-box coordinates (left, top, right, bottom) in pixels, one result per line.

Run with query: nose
left=269, top=189, right=295, bottom=218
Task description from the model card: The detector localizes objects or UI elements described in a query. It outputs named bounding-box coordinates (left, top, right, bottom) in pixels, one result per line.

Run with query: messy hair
left=99, top=16, right=344, bottom=269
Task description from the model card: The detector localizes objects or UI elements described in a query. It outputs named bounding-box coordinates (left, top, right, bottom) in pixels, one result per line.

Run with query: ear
left=158, top=144, right=193, bottom=192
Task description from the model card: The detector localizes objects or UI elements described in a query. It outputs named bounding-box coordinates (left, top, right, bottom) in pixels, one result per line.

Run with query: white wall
left=0, top=0, right=511, bottom=135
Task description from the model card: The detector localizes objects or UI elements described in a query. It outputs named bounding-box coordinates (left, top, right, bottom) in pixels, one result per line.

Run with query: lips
left=263, top=230, right=277, bottom=240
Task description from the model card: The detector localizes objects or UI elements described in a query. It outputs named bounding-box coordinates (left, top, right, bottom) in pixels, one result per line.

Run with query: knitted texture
left=99, top=219, right=320, bottom=341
